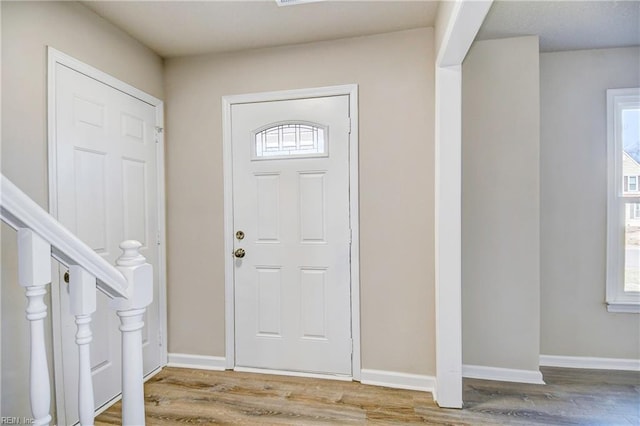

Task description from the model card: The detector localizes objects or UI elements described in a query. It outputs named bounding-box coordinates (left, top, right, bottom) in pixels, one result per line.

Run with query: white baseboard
left=360, top=369, right=436, bottom=393
left=462, top=364, right=545, bottom=384
left=540, top=355, right=640, bottom=371
left=167, top=353, right=227, bottom=371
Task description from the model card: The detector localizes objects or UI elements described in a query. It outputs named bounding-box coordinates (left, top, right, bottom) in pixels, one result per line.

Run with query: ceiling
left=477, top=0, right=640, bottom=52
left=82, top=0, right=639, bottom=58
left=82, top=0, right=439, bottom=58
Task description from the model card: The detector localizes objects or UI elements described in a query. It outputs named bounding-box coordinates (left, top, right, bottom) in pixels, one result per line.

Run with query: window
left=606, top=88, right=640, bottom=312
left=253, top=122, right=327, bottom=160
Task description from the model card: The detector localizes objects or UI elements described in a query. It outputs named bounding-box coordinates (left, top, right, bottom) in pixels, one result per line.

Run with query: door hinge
left=156, top=230, right=161, bottom=246
left=158, top=330, right=163, bottom=347
left=155, top=126, right=164, bottom=143
left=349, top=228, right=353, bottom=244
left=347, top=118, right=352, bottom=134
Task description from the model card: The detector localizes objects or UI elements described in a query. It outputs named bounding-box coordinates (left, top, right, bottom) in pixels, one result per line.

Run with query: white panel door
left=232, top=95, right=352, bottom=375
left=54, top=63, right=162, bottom=422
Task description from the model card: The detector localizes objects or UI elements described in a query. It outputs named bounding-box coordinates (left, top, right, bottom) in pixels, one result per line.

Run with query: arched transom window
left=253, top=122, right=327, bottom=159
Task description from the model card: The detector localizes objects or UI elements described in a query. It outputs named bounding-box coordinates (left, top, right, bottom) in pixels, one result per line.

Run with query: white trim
left=154, top=106, right=169, bottom=366
left=462, top=365, right=545, bottom=385
left=222, top=84, right=358, bottom=105
left=234, top=367, right=352, bottom=382
left=46, top=47, right=168, bottom=422
left=275, top=0, right=325, bottom=7
left=606, top=87, right=640, bottom=311
left=607, top=303, right=640, bottom=313
left=222, top=94, right=235, bottom=370
left=433, top=0, right=493, bottom=409
left=221, top=84, right=361, bottom=378
left=360, top=369, right=436, bottom=394
left=167, top=353, right=227, bottom=371
left=348, top=87, right=361, bottom=381
left=540, top=355, right=640, bottom=371
left=47, top=48, right=162, bottom=107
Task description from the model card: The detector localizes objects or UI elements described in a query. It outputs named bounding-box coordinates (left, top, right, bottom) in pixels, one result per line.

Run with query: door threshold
left=234, top=366, right=353, bottom=382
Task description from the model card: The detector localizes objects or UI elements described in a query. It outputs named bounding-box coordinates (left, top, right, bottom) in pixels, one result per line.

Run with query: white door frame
left=46, top=47, right=168, bottom=422
left=222, top=85, right=361, bottom=380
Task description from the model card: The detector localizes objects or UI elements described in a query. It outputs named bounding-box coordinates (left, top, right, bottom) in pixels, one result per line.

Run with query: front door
left=231, top=95, right=352, bottom=376
left=52, top=61, right=163, bottom=423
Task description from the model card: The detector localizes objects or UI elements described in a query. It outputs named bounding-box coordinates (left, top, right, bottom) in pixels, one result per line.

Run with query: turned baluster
left=17, top=229, right=52, bottom=426
left=69, top=265, right=97, bottom=426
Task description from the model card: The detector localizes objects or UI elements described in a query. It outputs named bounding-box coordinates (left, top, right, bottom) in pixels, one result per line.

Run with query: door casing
left=222, top=85, right=361, bottom=380
left=46, top=47, right=168, bottom=423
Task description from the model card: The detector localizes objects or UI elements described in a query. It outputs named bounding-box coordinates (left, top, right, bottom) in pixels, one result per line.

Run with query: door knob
left=64, top=271, right=70, bottom=283
left=233, top=248, right=246, bottom=258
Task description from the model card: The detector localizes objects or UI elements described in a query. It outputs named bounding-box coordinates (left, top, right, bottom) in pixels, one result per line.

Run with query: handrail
left=1, top=174, right=127, bottom=299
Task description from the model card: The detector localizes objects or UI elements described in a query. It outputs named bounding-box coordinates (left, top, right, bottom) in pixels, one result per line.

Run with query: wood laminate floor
left=95, top=367, right=640, bottom=425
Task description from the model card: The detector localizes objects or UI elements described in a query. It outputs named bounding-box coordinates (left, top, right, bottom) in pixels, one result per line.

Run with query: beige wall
left=1, top=1, right=163, bottom=417
left=461, top=36, right=541, bottom=371
left=164, top=28, right=436, bottom=374
left=540, top=47, right=640, bottom=359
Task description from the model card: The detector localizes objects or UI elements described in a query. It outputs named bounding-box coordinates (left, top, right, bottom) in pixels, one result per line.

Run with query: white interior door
left=232, top=95, right=352, bottom=376
left=53, top=63, right=162, bottom=422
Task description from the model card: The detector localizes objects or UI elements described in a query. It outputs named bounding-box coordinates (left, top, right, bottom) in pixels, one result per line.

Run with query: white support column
left=435, top=65, right=463, bottom=408
left=69, top=265, right=97, bottom=426
left=434, top=0, right=493, bottom=408
left=17, top=229, right=52, bottom=426
left=112, top=240, right=153, bottom=426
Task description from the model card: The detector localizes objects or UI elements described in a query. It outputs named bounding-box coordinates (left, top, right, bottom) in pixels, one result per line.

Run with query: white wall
left=1, top=1, right=163, bottom=418
left=461, top=36, right=541, bottom=372
left=164, top=28, right=437, bottom=375
left=540, top=46, right=640, bottom=360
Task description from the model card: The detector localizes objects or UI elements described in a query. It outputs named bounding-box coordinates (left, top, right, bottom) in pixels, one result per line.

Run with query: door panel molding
left=222, top=85, right=360, bottom=380
left=47, top=47, right=167, bottom=424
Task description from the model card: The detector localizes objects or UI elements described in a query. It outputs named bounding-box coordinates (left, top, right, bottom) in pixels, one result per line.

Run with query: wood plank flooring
left=95, top=367, right=640, bottom=425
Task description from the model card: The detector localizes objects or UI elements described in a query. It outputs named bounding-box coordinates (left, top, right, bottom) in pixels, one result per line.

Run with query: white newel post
left=112, top=240, right=153, bottom=426
left=17, top=229, right=53, bottom=426
left=69, top=265, right=97, bottom=426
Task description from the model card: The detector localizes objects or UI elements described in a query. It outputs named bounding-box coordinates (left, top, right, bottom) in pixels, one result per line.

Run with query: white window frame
left=606, top=88, right=640, bottom=313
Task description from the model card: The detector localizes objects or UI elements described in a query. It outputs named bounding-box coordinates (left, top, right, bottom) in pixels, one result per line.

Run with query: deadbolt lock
left=233, top=248, right=246, bottom=258
left=235, top=230, right=245, bottom=240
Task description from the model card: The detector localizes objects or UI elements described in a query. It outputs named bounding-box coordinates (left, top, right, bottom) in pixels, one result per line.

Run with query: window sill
left=607, top=303, right=640, bottom=313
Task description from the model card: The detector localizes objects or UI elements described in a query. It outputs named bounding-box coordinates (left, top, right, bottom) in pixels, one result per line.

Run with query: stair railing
left=1, top=174, right=151, bottom=426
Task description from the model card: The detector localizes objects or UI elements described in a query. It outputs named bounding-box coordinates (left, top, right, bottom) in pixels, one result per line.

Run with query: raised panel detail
left=299, top=172, right=326, bottom=243
left=257, top=267, right=282, bottom=336
left=90, top=294, right=112, bottom=374
left=74, top=149, right=107, bottom=253
left=300, top=268, right=327, bottom=339
left=122, top=113, right=145, bottom=142
left=74, top=96, right=104, bottom=129
left=122, top=159, right=147, bottom=247
left=256, top=173, right=280, bottom=242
